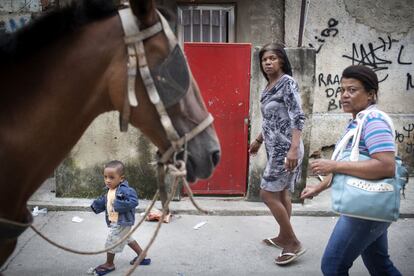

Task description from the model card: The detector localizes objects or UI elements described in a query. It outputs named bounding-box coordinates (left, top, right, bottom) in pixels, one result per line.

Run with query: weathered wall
left=0, top=0, right=39, bottom=33
left=286, top=0, right=414, bottom=173
left=55, top=113, right=158, bottom=199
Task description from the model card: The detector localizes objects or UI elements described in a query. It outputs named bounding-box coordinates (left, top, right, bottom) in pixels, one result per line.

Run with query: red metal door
left=184, top=43, right=251, bottom=195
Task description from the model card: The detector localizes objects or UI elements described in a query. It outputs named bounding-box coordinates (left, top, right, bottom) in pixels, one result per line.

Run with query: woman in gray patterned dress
left=249, top=43, right=306, bottom=265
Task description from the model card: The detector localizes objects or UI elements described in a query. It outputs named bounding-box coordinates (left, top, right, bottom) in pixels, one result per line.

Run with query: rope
left=29, top=191, right=159, bottom=255
left=126, top=171, right=179, bottom=275
left=30, top=160, right=208, bottom=276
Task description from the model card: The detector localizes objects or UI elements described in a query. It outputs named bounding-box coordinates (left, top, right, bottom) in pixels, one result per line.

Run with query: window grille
left=177, top=5, right=235, bottom=44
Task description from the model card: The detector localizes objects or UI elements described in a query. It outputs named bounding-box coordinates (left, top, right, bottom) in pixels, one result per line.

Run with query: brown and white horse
left=0, top=0, right=220, bottom=266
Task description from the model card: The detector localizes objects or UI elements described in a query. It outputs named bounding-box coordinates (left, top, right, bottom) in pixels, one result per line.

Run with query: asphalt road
left=2, top=211, right=413, bottom=276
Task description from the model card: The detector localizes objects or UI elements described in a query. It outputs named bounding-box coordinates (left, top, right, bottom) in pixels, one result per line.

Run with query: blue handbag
left=330, top=109, right=408, bottom=222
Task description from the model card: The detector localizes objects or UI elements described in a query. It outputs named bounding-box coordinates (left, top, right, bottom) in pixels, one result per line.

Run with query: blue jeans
left=321, top=215, right=401, bottom=276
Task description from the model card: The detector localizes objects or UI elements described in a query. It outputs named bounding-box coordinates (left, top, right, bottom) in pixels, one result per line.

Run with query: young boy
left=91, top=160, right=151, bottom=276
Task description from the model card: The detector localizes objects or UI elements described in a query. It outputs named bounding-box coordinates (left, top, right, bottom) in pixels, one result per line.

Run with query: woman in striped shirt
left=301, top=65, right=401, bottom=275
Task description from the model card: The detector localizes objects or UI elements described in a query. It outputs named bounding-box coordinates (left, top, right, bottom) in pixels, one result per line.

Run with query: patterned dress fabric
left=260, top=74, right=305, bottom=192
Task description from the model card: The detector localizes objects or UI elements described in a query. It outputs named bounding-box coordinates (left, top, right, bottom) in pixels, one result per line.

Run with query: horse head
left=110, top=0, right=221, bottom=182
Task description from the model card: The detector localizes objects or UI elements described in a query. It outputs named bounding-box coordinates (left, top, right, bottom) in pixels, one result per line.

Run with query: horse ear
left=129, top=0, right=156, bottom=23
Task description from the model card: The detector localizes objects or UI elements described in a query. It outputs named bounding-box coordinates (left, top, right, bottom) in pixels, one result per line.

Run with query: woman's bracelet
left=256, top=138, right=263, bottom=144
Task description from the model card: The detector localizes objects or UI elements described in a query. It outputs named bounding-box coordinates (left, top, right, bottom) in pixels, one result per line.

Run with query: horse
left=0, top=0, right=221, bottom=267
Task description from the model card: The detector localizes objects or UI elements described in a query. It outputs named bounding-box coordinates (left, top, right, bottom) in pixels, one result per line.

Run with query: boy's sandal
left=94, top=266, right=115, bottom=276
left=130, top=256, right=152, bottom=265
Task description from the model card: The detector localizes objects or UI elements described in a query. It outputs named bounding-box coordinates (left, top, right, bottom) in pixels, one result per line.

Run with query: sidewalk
left=28, top=177, right=414, bottom=218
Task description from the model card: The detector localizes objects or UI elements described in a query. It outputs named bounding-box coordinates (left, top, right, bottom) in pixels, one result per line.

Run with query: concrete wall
left=0, top=0, right=40, bottom=33
left=55, top=113, right=158, bottom=199
left=285, top=0, right=414, bottom=173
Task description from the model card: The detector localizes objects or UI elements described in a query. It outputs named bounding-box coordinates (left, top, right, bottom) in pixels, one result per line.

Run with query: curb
left=27, top=202, right=414, bottom=218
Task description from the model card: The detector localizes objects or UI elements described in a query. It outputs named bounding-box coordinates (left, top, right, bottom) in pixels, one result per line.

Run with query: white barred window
left=177, top=5, right=235, bottom=44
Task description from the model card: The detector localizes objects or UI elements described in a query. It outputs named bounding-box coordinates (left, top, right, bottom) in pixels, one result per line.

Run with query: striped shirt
left=343, top=108, right=395, bottom=155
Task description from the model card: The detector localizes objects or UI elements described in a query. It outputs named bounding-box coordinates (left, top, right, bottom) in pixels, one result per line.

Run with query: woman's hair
left=104, top=160, right=125, bottom=176
left=341, top=65, right=379, bottom=103
left=258, top=43, right=292, bottom=80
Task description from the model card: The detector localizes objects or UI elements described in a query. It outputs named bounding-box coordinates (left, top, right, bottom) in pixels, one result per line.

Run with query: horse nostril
left=211, top=151, right=221, bottom=166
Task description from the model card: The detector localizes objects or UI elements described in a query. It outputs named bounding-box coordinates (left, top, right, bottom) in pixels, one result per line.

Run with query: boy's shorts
left=105, top=223, right=134, bottom=254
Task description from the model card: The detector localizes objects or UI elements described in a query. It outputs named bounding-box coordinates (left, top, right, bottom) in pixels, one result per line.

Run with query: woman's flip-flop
left=274, top=248, right=307, bottom=265
left=262, top=238, right=283, bottom=249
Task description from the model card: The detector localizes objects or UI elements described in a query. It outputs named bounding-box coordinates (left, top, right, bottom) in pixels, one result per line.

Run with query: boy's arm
left=91, top=195, right=106, bottom=214
left=113, top=187, right=138, bottom=213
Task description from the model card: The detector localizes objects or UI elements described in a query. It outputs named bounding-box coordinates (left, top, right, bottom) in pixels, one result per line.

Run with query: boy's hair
left=104, top=160, right=125, bottom=176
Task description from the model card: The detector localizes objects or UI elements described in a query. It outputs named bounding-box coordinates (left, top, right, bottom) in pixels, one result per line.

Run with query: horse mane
left=0, top=0, right=117, bottom=64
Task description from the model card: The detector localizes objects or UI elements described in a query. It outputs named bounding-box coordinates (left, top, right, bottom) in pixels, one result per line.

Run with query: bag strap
left=331, top=108, right=397, bottom=161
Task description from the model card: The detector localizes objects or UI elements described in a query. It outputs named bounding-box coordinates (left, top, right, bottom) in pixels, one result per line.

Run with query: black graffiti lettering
left=324, top=87, right=341, bottom=99
left=318, top=73, right=340, bottom=87
left=328, top=18, right=339, bottom=28
left=406, top=142, right=414, bottom=154
left=328, top=99, right=338, bottom=111
left=396, top=123, right=414, bottom=144
left=378, top=36, right=398, bottom=51
left=309, top=43, right=323, bottom=54
left=318, top=73, right=327, bottom=87
left=321, top=28, right=338, bottom=37
left=321, top=18, right=339, bottom=37
left=335, top=87, right=342, bottom=98
left=325, top=88, right=334, bottom=97
left=398, top=45, right=412, bottom=65
left=342, top=43, right=392, bottom=71
left=312, top=18, right=340, bottom=54
left=407, top=73, right=414, bottom=90
left=395, top=131, right=405, bottom=143
left=403, top=123, right=414, bottom=138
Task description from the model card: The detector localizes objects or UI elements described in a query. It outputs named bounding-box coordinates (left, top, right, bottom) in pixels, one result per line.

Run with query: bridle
left=118, top=6, right=214, bottom=165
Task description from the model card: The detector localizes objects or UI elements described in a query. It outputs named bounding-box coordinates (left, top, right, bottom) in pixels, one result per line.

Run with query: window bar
left=190, top=8, right=193, bottom=42
left=199, top=8, right=203, bottom=42
left=219, top=10, right=223, bottom=43
left=179, top=8, right=183, bottom=45
left=209, top=9, right=212, bottom=42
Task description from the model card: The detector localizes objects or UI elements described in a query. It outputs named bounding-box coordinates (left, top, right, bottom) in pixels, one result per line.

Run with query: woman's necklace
left=266, top=73, right=285, bottom=90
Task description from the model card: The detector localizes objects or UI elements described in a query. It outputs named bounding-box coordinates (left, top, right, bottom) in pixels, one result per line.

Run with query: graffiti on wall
left=396, top=123, right=414, bottom=155
left=317, top=73, right=343, bottom=111
left=308, top=18, right=339, bottom=54
left=342, top=36, right=413, bottom=85
left=0, top=15, right=31, bottom=33
left=317, top=35, right=413, bottom=112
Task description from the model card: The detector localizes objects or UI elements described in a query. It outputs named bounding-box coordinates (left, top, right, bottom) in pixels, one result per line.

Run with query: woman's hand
left=300, top=185, right=319, bottom=199
left=310, top=159, right=337, bottom=175
left=249, top=140, right=262, bottom=156
left=285, top=148, right=299, bottom=171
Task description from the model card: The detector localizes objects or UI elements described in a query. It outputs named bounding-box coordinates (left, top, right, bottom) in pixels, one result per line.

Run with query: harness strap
left=158, top=113, right=214, bottom=164
left=118, top=8, right=164, bottom=131
left=0, top=208, right=33, bottom=242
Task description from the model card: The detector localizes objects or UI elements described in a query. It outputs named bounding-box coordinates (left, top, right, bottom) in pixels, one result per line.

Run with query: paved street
left=2, top=211, right=414, bottom=276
